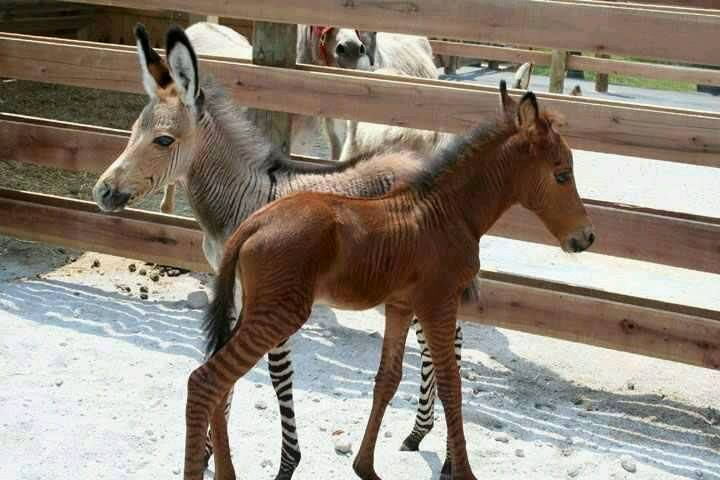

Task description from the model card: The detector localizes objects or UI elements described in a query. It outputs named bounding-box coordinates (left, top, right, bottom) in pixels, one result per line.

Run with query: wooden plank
left=0, top=188, right=208, bottom=271
left=2, top=35, right=720, bottom=167
left=250, top=22, right=297, bottom=155
left=61, top=0, right=720, bottom=66
left=568, top=54, right=720, bottom=86
left=429, top=41, right=552, bottom=66
left=430, top=40, right=720, bottom=87
left=4, top=114, right=720, bottom=274
left=2, top=188, right=718, bottom=369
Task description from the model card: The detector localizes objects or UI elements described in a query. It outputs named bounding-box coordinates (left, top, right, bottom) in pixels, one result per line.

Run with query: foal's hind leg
left=417, top=301, right=476, bottom=480
left=353, top=304, right=413, bottom=480
left=401, top=321, right=463, bottom=452
left=184, top=304, right=310, bottom=480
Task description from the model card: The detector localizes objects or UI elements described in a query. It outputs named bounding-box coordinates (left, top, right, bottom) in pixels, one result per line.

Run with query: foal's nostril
left=587, top=232, right=596, bottom=245
left=359, top=44, right=366, bottom=55
left=336, top=43, right=346, bottom=55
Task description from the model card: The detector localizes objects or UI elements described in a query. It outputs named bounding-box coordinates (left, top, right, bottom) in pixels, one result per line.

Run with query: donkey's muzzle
left=94, top=181, right=131, bottom=212
left=563, top=225, right=595, bottom=253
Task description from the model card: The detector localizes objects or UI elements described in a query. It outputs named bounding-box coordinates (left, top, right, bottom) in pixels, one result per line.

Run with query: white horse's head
left=301, top=26, right=376, bottom=70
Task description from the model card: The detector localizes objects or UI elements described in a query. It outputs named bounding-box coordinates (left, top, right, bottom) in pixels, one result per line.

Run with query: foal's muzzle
left=93, top=181, right=131, bottom=212
left=562, top=226, right=596, bottom=253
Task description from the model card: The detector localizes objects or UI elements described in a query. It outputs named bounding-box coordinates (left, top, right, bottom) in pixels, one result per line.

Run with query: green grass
left=532, top=64, right=696, bottom=93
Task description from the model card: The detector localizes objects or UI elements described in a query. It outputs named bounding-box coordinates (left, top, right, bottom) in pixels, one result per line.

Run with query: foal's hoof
left=439, top=458, right=452, bottom=480
left=399, top=435, right=421, bottom=452
left=353, top=460, right=382, bottom=480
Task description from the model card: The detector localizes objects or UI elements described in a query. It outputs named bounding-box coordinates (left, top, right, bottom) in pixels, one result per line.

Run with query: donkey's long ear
left=517, top=91, right=540, bottom=130
left=135, top=24, right=172, bottom=97
left=165, top=26, right=201, bottom=111
left=358, top=31, right=378, bottom=67
left=499, top=80, right=517, bottom=115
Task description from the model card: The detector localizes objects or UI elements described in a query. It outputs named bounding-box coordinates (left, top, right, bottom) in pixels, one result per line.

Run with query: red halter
left=311, top=26, right=335, bottom=66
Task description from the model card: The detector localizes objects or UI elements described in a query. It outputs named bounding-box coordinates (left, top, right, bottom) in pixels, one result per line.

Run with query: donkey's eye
left=555, top=171, right=572, bottom=184
left=153, top=135, right=175, bottom=147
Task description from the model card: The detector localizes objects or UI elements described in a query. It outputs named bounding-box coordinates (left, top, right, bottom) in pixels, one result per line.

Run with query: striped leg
left=184, top=305, right=309, bottom=480
left=268, top=339, right=302, bottom=480
left=401, top=319, right=463, bottom=453
left=417, top=301, right=477, bottom=480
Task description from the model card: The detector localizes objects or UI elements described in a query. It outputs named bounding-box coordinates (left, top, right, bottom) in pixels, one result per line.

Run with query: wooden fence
left=1, top=0, right=719, bottom=370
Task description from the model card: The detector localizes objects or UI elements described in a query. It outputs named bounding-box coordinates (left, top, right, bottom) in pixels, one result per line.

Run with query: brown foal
left=185, top=84, right=595, bottom=480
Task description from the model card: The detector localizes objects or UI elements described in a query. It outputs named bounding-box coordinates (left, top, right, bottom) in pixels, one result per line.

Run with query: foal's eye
left=153, top=135, right=175, bottom=147
left=555, top=171, right=572, bottom=184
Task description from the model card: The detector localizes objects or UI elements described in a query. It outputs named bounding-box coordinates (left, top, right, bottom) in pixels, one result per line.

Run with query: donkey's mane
left=200, top=77, right=369, bottom=176
left=411, top=115, right=516, bottom=193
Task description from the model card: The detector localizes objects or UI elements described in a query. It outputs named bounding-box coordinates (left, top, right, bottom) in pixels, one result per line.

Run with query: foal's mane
left=200, top=77, right=369, bottom=176
left=411, top=114, right=516, bottom=193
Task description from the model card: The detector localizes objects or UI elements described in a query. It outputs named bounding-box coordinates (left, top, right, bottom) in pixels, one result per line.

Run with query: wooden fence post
left=187, top=14, right=219, bottom=25
left=548, top=49, right=568, bottom=93
left=595, top=53, right=610, bottom=92
left=249, top=22, right=297, bottom=154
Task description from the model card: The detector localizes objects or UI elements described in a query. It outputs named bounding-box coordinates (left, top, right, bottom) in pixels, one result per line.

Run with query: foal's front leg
left=353, top=304, right=413, bottom=480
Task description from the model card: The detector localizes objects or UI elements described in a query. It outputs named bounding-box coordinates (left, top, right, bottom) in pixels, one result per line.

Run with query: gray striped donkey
left=93, top=25, right=480, bottom=480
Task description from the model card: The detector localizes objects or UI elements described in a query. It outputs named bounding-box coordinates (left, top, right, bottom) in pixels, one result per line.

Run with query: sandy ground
left=1, top=230, right=719, bottom=480
left=2, top=65, right=720, bottom=479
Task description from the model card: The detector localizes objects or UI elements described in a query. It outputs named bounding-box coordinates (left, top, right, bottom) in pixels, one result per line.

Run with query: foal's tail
left=202, top=224, right=257, bottom=357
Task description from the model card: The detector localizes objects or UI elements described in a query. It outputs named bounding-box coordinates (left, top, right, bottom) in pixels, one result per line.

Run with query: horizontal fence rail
left=1, top=187, right=718, bottom=370
left=2, top=34, right=719, bottom=167
left=430, top=40, right=720, bottom=87
left=62, top=0, right=720, bottom=66
left=3, top=113, right=720, bottom=274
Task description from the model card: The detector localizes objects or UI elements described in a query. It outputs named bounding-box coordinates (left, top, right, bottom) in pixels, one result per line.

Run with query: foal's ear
left=165, top=26, right=202, bottom=112
left=498, top=80, right=517, bottom=115
left=135, top=23, right=171, bottom=97
left=517, top=91, right=540, bottom=130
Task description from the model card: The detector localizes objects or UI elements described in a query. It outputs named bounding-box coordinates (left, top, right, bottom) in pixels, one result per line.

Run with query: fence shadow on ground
left=1, top=278, right=718, bottom=479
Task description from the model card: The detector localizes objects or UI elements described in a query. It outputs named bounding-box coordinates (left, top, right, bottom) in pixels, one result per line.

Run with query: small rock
left=334, top=437, right=353, bottom=455
left=515, top=449, right=525, bottom=458
left=150, top=272, right=160, bottom=282
left=384, top=431, right=392, bottom=438
left=368, top=331, right=381, bottom=339
left=567, top=465, right=581, bottom=478
left=139, top=286, right=148, bottom=294
left=128, top=264, right=137, bottom=273
left=91, top=259, right=100, bottom=268
left=139, top=269, right=147, bottom=276
left=187, top=290, right=209, bottom=309
left=140, top=293, right=149, bottom=300
left=166, top=268, right=181, bottom=277
left=255, top=400, right=268, bottom=410
left=620, top=455, right=637, bottom=473
left=626, top=381, right=636, bottom=391
left=495, top=433, right=510, bottom=443
left=695, top=470, right=704, bottom=478
left=260, top=459, right=273, bottom=469
left=172, top=468, right=180, bottom=475
left=55, top=380, right=64, bottom=387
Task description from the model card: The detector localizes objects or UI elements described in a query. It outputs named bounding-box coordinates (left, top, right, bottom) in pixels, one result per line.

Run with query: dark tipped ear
left=499, top=80, right=517, bottom=115
left=135, top=23, right=171, bottom=96
left=166, top=26, right=201, bottom=110
left=517, top=91, right=539, bottom=130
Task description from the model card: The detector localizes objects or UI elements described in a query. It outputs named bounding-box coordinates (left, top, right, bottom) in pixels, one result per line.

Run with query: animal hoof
left=439, top=458, right=452, bottom=480
left=399, top=436, right=421, bottom=452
